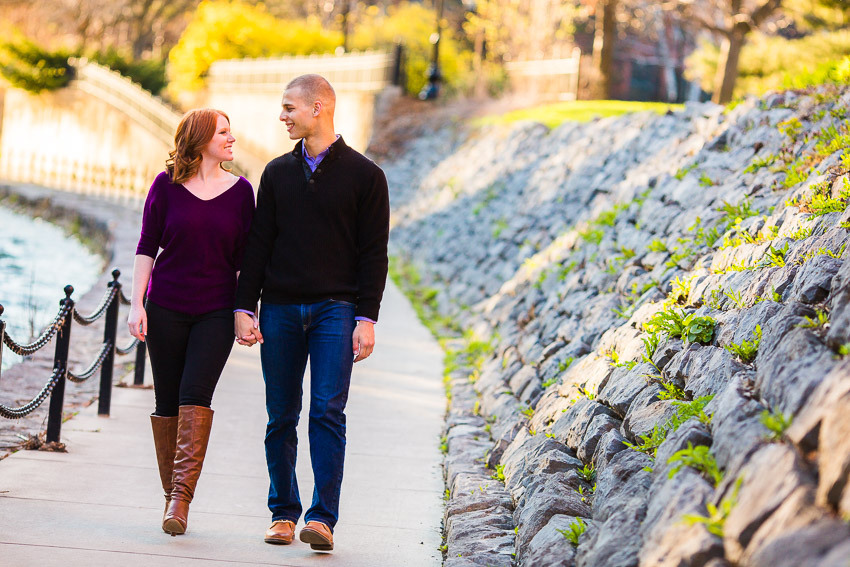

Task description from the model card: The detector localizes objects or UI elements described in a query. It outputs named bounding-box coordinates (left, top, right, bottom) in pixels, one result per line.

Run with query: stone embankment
left=382, top=87, right=850, bottom=566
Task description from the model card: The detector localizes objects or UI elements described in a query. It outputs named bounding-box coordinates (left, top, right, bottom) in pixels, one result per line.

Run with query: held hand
left=235, top=311, right=263, bottom=346
left=352, top=321, right=375, bottom=363
left=127, top=305, right=147, bottom=342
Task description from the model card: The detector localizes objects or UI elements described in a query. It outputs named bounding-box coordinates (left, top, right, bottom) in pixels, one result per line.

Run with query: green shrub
left=760, top=409, right=793, bottom=441
left=0, top=37, right=73, bottom=92
left=725, top=325, right=762, bottom=363
left=89, top=47, right=167, bottom=95
left=645, top=308, right=716, bottom=345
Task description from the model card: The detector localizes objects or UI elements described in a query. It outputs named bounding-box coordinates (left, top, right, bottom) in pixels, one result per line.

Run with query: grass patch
left=473, top=100, right=683, bottom=130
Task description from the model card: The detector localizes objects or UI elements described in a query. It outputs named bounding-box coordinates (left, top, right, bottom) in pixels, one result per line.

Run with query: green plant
left=683, top=478, right=742, bottom=537
left=757, top=242, right=790, bottom=268
left=558, top=357, right=575, bottom=373
left=439, top=435, right=448, bottom=454
left=492, top=218, right=509, bottom=238
left=668, top=275, right=695, bottom=305
left=788, top=226, right=813, bottom=240
left=491, top=464, right=506, bottom=482
left=648, top=238, right=668, bottom=252
left=744, top=154, right=777, bottom=174
left=541, top=376, right=558, bottom=389
left=799, top=243, right=846, bottom=263
left=645, top=307, right=716, bottom=345
left=577, top=384, right=596, bottom=400
left=577, top=463, right=596, bottom=483
left=725, top=325, right=762, bottom=363
left=0, top=37, right=74, bottom=93
left=718, top=199, right=759, bottom=224
left=834, top=343, right=850, bottom=358
left=579, top=227, right=604, bottom=245
left=642, top=332, right=662, bottom=366
left=625, top=395, right=715, bottom=457
left=797, top=308, right=830, bottom=329
left=760, top=409, right=793, bottom=441
left=557, top=517, right=587, bottom=547
left=520, top=404, right=535, bottom=418
left=667, top=442, right=723, bottom=486
left=657, top=381, right=686, bottom=401
left=675, top=163, right=697, bottom=180
left=698, top=173, right=715, bottom=187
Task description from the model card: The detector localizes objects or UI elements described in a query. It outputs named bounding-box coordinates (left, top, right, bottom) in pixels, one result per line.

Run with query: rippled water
left=0, top=206, right=103, bottom=370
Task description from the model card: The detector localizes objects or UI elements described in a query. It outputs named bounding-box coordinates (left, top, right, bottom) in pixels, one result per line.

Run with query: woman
left=128, top=108, right=254, bottom=536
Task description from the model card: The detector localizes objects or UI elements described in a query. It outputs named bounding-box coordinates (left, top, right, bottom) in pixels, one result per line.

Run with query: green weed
left=667, top=443, right=723, bottom=486
left=577, top=463, right=596, bottom=483
left=725, top=325, right=762, bottom=363
left=683, top=478, right=741, bottom=537
left=797, top=308, right=830, bottom=329
left=557, top=517, right=587, bottom=547
left=760, top=409, right=792, bottom=441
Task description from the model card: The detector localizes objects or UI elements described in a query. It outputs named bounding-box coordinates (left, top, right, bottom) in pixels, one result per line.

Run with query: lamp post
left=419, top=0, right=445, bottom=100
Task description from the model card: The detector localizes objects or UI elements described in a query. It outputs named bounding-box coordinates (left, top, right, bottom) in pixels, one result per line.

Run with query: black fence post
left=46, top=285, right=74, bottom=444
left=97, top=270, right=120, bottom=416
left=133, top=341, right=147, bottom=386
left=0, top=304, right=5, bottom=374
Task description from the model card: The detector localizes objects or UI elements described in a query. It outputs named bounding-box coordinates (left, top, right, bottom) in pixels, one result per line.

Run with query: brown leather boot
left=162, top=405, right=214, bottom=536
left=150, top=415, right=178, bottom=529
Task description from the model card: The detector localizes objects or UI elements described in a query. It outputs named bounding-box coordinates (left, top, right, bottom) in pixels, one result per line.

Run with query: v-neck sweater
left=235, top=137, right=390, bottom=322
left=136, top=171, right=255, bottom=315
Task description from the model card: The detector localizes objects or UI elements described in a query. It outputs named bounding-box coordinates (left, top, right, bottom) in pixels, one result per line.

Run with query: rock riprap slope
left=383, top=88, right=850, bottom=567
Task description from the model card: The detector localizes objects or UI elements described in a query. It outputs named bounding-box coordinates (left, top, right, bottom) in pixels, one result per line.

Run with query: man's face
left=279, top=87, right=314, bottom=140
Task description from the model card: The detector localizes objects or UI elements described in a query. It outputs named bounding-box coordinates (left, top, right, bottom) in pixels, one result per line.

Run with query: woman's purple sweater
left=136, top=171, right=255, bottom=315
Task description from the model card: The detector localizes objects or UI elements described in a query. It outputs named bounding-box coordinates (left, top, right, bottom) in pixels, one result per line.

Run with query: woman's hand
left=128, top=304, right=147, bottom=342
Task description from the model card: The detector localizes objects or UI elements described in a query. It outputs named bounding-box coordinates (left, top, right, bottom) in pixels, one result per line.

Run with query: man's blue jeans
left=259, top=300, right=355, bottom=530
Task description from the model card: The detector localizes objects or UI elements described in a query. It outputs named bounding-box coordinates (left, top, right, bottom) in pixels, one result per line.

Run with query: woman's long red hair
left=166, top=108, right=230, bottom=184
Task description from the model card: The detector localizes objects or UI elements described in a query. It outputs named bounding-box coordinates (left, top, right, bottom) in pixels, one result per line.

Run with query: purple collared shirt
left=235, top=135, right=376, bottom=325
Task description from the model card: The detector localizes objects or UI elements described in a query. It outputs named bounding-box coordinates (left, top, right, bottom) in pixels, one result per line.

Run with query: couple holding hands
left=127, top=74, right=390, bottom=552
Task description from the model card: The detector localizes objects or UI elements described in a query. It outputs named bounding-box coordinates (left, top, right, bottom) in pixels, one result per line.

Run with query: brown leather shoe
left=299, top=521, right=333, bottom=551
left=264, top=520, right=296, bottom=545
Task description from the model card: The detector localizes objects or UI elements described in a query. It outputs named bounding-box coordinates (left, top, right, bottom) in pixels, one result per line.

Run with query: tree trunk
left=712, top=24, right=747, bottom=104
left=592, top=0, right=618, bottom=99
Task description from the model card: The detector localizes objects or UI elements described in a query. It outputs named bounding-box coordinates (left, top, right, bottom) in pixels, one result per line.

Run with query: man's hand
left=352, top=320, right=375, bottom=362
left=235, top=311, right=263, bottom=346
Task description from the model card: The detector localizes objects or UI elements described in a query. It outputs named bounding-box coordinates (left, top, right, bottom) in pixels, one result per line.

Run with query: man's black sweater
left=235, top=137, right=389, bottom=322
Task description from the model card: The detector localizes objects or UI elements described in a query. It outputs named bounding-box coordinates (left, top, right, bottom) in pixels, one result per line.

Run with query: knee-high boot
left=162, top=405, right=214, bottom=535
left=150, top=415, right=178, bottom=528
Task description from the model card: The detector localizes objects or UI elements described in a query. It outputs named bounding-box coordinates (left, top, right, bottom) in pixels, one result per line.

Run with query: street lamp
left=419, top=0, right=445, bottom=100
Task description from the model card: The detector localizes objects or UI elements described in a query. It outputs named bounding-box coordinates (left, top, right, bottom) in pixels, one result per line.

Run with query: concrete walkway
left=0, top=281, right=446, bottom=566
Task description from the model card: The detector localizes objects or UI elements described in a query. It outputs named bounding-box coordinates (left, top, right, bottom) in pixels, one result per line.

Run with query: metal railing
left=0, top=269, right=146, bottom=444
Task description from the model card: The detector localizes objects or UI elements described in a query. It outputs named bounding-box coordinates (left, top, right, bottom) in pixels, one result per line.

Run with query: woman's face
left=203, top=114, right=235, bottom=163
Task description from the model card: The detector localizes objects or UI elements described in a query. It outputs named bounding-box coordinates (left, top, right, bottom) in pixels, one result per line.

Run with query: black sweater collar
left=293, top=136, right=348, bottom=164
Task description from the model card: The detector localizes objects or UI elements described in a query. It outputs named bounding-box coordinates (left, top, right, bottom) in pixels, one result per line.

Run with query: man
left=234, top=74, right=389, bottom=552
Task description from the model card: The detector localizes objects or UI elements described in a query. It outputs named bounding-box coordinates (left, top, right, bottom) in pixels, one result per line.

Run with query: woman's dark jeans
left=259, top=299, right=356, bottom=530
left=145, top=300, right=234, bottom=416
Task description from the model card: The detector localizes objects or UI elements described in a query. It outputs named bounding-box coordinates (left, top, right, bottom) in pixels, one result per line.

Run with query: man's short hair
left=285, top=74, right=336, bottom=109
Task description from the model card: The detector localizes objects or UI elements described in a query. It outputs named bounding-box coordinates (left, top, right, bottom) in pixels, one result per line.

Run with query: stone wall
left=384, top=87, right=850, bottom=566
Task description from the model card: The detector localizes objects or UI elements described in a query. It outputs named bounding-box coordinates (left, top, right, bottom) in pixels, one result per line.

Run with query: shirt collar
left=303, top=134, right=341, bottom=163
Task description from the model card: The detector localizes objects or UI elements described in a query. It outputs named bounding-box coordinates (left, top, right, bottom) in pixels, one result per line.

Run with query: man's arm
left=234, top=167, right=277, bottom=345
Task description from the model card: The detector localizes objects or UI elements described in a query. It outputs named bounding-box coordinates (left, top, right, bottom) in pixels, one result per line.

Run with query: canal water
left=0, top=206, right=103, bottom=370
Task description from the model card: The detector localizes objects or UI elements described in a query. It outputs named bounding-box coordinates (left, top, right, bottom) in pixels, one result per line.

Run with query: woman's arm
left=127, top=254, right=154, bottom=341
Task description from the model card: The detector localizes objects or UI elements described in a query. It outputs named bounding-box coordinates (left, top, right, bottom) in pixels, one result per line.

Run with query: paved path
left=0, top=281, right=446, bottom=566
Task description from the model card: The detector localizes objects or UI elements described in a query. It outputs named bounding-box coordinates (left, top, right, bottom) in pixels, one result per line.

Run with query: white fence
left=207, top=50, right=396, bottom=93
left=505, top=48, right=582, bottom=102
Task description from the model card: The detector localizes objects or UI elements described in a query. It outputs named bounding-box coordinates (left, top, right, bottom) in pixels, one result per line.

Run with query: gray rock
left=723, top=444, right=814, bottom=562
left=638, top=468, right=723, bottom=567
left=592, top=428, right=629, bottom=470
left=746, top=519, right=850, bottom=567
left=705, top=377, right=766, bottom=476
left=622, top=385, right=674, bottom=441
left=445, top=504, right=516, bottom=559
left=519, top=514, right=579, bottom=567
left=594, top=449, right=653, bottom=523
left=666, top=344, right=748, bottom=401
left=786, top=254, right=842, bottom=304
left=816, top=386, right=850, bottom=516
left=653, top=418, right=713, bottom=479
left=577, top=413, right=622, bottom=462
left=597, top=363, right=654, bottom=418
left=756, top=327, right=838, bottom=416
left=514, top=474, right=592, bottom=548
